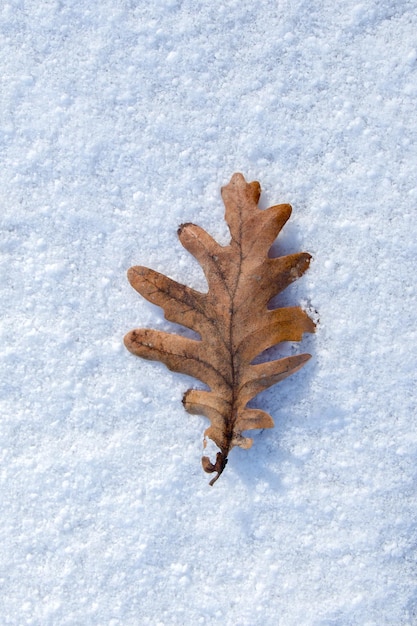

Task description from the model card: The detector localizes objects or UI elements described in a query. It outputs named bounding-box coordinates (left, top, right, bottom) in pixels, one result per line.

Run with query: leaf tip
left=221, top=172, right=261, bottom=204
left=123, top=329, right=141, bottom=355
left=127, top=265, right=147, bottom=289
left=126, top=266, right=136, bottom=283
left=279, top=202, right=292, bottom=221
left=177, top=222, right=192, bottom=237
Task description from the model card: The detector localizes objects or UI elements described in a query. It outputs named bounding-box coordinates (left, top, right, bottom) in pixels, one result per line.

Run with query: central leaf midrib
left=224, top=203, right=246, bottom=447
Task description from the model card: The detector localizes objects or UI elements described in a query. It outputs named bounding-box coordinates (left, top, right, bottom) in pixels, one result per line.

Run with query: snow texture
left=1, top=1, right=416, bottom=624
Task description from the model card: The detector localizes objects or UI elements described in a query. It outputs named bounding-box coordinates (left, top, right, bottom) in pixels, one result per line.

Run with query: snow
left=1, top=1, right=416, bottom=624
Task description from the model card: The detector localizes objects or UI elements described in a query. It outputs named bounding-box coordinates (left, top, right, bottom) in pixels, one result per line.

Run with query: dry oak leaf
left=124, top=173, right=315, bottom=485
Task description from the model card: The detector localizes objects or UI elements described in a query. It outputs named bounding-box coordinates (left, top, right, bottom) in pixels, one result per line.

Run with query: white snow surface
left=1, top=1, right=417, bottom=625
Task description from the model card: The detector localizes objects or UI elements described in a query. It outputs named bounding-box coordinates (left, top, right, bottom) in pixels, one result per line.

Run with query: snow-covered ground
left=1, top=1, right=416, bottom=624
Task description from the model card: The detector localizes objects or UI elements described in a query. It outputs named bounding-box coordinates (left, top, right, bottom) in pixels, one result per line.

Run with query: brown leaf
left=124, top=173, right=315, bottom=485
